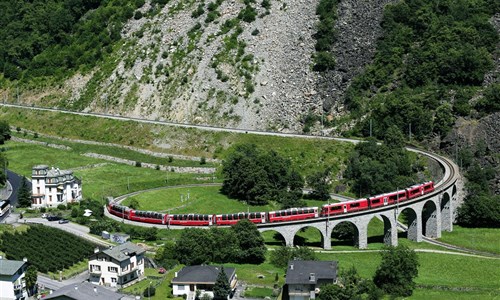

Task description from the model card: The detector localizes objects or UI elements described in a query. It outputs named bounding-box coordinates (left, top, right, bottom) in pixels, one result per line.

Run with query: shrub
left=40, top=207, right=46, bottom=213
left=135, top=161, right=142, bottom=167
left=168, top=156, right=174, bottom=163
left=143, top=286, right=156, bottom=297
left=134, top=11, right=143, bottom=20
left=200, top=156, right=206, bottom=165
left=251, top=29, right=260, bottom=36
left=313, top=51, right=335, bottom=71
left=57, top=204, right=67, bottom=210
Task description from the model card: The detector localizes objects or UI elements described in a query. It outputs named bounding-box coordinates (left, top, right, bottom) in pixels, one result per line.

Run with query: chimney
left=174, top=272, right=178, bottom=277
left=23, top=257, right=28, bottom=262
left=94, top=247, right=100, bottom=254
left=290, top=264, right=294, bottom=270
left=309, top=273, right=315, bottom=282
left=74, top=285, right=78, bottom=290
left=94, top=286, right=98, bottom=294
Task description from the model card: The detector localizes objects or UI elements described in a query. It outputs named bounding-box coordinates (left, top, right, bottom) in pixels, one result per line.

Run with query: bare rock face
left=314, top=0, right=398, bottom=117
left=49, top=0, right=394, bottom=132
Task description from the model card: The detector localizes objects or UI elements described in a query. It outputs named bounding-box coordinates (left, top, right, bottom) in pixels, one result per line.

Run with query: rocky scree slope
left=60, top=0, right=393, bottom=132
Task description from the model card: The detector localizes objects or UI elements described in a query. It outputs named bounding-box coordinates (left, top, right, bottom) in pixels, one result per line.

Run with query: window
left=138, top=258, right=143, bottom=265
left=108, top=267, right=118, bottom=273
left=111, top=278, right=117, bottom=283
left=178, top=285, right=185, bottom=291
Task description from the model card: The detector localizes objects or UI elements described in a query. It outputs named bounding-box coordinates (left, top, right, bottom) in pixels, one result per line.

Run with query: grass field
left=0, top=107, right=355, bottom=179
left=121, top=186, right=278, bottom=214
left=438, top=225, right=500, bottom=254
left=14, top=132, right=218, bottom=168
left=2, top=141, right=215, bottom=200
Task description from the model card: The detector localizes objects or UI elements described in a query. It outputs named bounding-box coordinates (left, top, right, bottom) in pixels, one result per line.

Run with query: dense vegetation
left=345, top=0, right=499, bottom=139
left=155, top=220, right=266, bottom=266
left=0, top=0, right=145, bottom=82
left=313, top=0, right=338, bottom=71
left=0, top=225, right=95, bottom=273
left=221, top=144, right=304, bottom=207
left=344, top=127, right=422, bottom=196
left=457, top=143, right=500, bottom=227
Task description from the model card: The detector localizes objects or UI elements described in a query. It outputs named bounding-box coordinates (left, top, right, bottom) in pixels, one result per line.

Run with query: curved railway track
left=7, top=103, right=492, bottom=256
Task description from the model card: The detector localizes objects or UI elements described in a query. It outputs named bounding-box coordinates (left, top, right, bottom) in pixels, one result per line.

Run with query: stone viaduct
left=256, top=150, right=460, bottom=249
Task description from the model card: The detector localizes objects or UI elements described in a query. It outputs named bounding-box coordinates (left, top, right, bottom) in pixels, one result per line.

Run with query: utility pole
left=409, top=123, right=412, bottom=141
left=369, top=119, right=372, bottom=137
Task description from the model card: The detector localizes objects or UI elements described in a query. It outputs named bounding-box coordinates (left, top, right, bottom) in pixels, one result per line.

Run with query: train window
left=372, top=199, right=380, bottom=204
left=250, top=213, right=255, bottom=219
left=222, top=215, right=227, bottom=220
left=188, top=215, right=193, bottom=221
left=292, top=210, right=297, bottom=215
left=351, top=203, right=360, bottom=207
left=204, top=215, right=208, bottom=221
left=332, top=206, right=341, bottom=210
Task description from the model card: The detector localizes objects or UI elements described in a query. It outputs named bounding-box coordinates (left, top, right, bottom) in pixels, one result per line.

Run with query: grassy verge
left=13, top=132, right=218, bottom=168
left=243, top=286, right=276, bottom=298
left=47, top=260, right=88, bottom=280
left=0, top=107, right=354, bottom=179
left=438, top=225, right=500, bottom=254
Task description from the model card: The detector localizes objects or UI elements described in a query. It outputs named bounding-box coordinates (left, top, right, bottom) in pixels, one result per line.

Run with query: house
left=283, top=260, right=337, bottom=300
left=43, top=282, right=130, bottom=300
left=31, top=165, right=82, bottom=208
left=172, top=265, right=237, bottom=299
left=88, top=242, right=145, bottom=287
left=0, top=258, right=28, bottom=300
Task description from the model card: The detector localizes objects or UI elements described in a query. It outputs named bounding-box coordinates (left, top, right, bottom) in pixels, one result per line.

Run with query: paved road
left=23, top=217, right=113, bottom=247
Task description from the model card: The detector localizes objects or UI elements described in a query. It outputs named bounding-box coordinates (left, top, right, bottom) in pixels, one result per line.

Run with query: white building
left=284, top=261, right=337, bottom=300
left=88, top=242, right=145, bottom=287
left=31, top=165, right=82, bottom=208
left=172, top=265, right=237, bottom=299
left=0, top=258, right=28, bottom=300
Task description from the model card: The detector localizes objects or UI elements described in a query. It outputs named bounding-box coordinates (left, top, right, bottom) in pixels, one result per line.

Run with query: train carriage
left=108, top=203, right=131, bottom=219
left=0, top=200, right=10, bottom=219
left=268, top=207, right=318, bottom=223
left=129, top=210, right=166, bottom=224
left=167, top=214, right=213, bottom=226
left=215, top=212, right=266, bottom=226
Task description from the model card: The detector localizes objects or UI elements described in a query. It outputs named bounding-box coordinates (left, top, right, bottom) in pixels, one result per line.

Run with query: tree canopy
left=172, top=220, right=266, bottom=265
left=17, top=176, right=32, bottom=208
left=221, top=144, right=304, bottom=206
left=213, top=266, right=231, bottom=300
left=373, top=245, right=419, bottom=297
left=344, top=133, right=420, bottom=197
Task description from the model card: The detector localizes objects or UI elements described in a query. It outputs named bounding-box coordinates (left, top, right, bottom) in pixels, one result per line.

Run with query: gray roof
left=172, top=265, right=236, bottom=284
left=44, top=282, right=123, bottom=300
left=99, top=242, right=145, bottom=262
left=0, top=259, right=27, bottom=276
left=285, top=261, right=337, bottom=285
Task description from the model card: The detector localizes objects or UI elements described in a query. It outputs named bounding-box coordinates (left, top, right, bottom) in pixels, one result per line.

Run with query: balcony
left=14, top=284, right=23, bottom=291
left=89, top=268, right=102, bottom=274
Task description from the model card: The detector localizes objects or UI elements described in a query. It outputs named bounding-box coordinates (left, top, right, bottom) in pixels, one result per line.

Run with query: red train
left=107, top=181, right=435, bottom=226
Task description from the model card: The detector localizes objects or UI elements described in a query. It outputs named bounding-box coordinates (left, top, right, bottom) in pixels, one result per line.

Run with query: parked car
left=158, top=267, right=166, bottom=274
left=47, top=215, right=62, bottom=221
left=58, top=219, right=69, bottom=224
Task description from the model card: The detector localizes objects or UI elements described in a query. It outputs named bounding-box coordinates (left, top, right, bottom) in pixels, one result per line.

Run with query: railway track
left=5, top=103, right=478, bottom=254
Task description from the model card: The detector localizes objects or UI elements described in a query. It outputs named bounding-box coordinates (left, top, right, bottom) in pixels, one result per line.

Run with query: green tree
left=232, top=219, right=266, bottom=264
left=306, top=168, right=331, bottom=200
left=128, top=199, right=140, bottom=210
left=373, top=245, right=419, bottom=297
left=174, top=228, right=213, bottom=265
left=270, top=246, right=316, bottom=268
left=457, top=194, right=500, bottom=228
left=0, top=152, right=7, bottom=186
left=221, top=144, right=304, bottom=205
left=0, top=121, right=11, bottom=144
left=210, top=227, right=240, bottom=263
left=155, top=241, right=178, bottom=269
left=25, top=265, right=38, bottom=296
left=213, top=266, right=231, bottom=300
left=433, top=103, right=455, bottom=137
left=17, top=176, right=32, bottom=207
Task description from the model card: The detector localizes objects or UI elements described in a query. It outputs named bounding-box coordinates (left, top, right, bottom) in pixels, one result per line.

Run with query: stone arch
left=441, top=192, right=452, bottom=232
left=398, top=207, right=421, bottom=242
left=367, top=214, right=398, bottom=247
left=452, top=184, right=457, bottom=197
left=422, top=200, right=440, bottom=238
left=292, top=226, right=324, bottom=248
left=260, top=229, right=286, bottom=246
left=330, top=221, right=360, bottom=248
